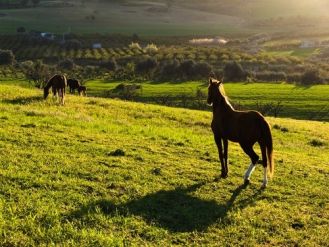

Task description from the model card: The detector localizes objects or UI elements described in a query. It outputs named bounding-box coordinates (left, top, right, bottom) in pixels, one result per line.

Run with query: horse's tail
left=261, top=119, right=274, bottom=178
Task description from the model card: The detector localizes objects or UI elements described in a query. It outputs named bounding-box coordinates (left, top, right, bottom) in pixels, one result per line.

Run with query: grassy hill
left=0, top=83, right=328, bottom=246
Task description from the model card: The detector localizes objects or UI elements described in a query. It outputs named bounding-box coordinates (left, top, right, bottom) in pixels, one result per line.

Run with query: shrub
left=0, top=50, right=15, bottom=65
left=111, top=83, right=142, bottom=100
left=309, top=139, right=325, bottom=147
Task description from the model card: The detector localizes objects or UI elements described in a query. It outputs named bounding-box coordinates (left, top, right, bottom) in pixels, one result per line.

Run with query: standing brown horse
left=44, top=74, right=67, bottom=105
left=207, top=78, right=274, bottom=188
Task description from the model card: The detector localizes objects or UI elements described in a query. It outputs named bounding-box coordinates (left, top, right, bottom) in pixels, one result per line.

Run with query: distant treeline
left=0, top=0, right=40, bottom=8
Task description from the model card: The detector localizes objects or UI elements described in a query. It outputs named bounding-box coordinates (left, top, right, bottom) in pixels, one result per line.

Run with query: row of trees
left=0, top=48, right=327, bottom=85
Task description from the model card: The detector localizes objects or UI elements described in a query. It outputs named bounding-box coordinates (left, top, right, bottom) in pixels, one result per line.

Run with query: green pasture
left=0, top=82, right=328, bottom=246
left=261, top=48, right=320, bottom=58
left=85, top=80, right=329, bottom=121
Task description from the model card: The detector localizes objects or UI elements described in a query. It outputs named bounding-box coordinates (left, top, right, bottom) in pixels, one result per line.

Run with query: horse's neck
left=212, top=97, right=235, bottom=119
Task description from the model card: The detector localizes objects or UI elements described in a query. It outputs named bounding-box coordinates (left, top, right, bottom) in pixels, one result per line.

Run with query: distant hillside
left=1, top=0, right=329, bottom=35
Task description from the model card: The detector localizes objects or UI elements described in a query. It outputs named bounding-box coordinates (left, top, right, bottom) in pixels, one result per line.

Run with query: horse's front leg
left=223, top=138, right=229, bottom=176
left=214, top=134, right=227, bottom=178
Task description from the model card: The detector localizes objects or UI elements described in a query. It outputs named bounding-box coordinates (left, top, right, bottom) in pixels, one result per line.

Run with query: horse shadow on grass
left=67, top=182, right=264, bottom=233
left=2, top=95, right=43, bottom=105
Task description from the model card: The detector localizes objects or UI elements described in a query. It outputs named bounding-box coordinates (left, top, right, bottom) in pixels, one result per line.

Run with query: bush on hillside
left=0, top=50, right=15, bottom=65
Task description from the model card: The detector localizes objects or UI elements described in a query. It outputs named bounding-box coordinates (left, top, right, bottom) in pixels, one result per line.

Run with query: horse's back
left=236, top=110, right=269, bottom=143
left=67, top=79, right=79, bottom=88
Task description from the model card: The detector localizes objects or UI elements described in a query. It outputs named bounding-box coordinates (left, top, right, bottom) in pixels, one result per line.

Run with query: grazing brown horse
left=67, top=79, right=80, bottom=94
left=44, top=74, right=67, bottom=105
left=207, top=78, right=274, bottom=188
left=78, top=85, right=87, bottom=96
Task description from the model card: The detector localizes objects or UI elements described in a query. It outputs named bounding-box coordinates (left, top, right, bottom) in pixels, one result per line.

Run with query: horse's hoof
left=261, top=184, right=267, bottom=190
left=221, top=173, right=228, bottom=179
left=244, top=179, right=250, bottom=185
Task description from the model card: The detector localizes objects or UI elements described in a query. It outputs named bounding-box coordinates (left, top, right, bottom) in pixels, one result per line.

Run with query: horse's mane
left=45, top=74, right=57, bottom=90
left=219, top=83, right=234, bottom=110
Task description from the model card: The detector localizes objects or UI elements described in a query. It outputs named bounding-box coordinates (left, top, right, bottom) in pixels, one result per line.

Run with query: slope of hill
left=0, top=83, right=328, bottom=246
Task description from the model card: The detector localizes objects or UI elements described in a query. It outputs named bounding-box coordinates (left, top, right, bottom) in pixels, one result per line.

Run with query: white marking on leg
left=262, top=167, right=268, bottom=188
left=244, top=163, right=256, bottom=181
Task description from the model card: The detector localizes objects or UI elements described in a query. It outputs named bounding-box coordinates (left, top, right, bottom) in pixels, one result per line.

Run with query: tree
left=65, top=39, right=82, bottom=50
left=160, top=59, right=180, bottom=80
left=57, top=58, right=75, bottom=70
left=31, top=0, right=40, bottom=7
left=24, top=60, right=50, bottom=88
left=0, top=50, right=15, bottom=65
left=223, top=61, right=247, bottom=81
left=135, top=58, right=158, bottom=78
left=132, top=33, right=139, bottom=43
left=179, top=60, right=195, bottom=78
left=20, top=0, right=29, bottom=7
left=301, top=69, right=323, bottom=85
left=193, top=62, right=213, bottom=78
left=103, top=58, right=117, bottom=71
left=17, top=26, right=26, bottom=33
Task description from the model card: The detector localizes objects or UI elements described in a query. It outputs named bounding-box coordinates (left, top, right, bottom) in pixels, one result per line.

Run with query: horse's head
left=207, top=78, right=222, bottom=105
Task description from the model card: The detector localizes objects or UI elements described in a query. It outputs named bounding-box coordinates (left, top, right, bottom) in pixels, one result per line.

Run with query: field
left=0, top=0, right=245, bottom=36
left=0, top=82, right=328, bottom=246
left=261, top=48, right=320, bottom=58
left=2, top=0, right=329, bottom=36
left=85, top=80, right=329, bottom=121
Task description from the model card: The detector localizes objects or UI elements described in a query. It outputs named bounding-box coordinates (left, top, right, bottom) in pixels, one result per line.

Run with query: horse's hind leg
left=59, top=88, right=65, bottom=105
left=240, top=143, right=259, bottom=183
left=260, top=142, right=268, bottom=188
